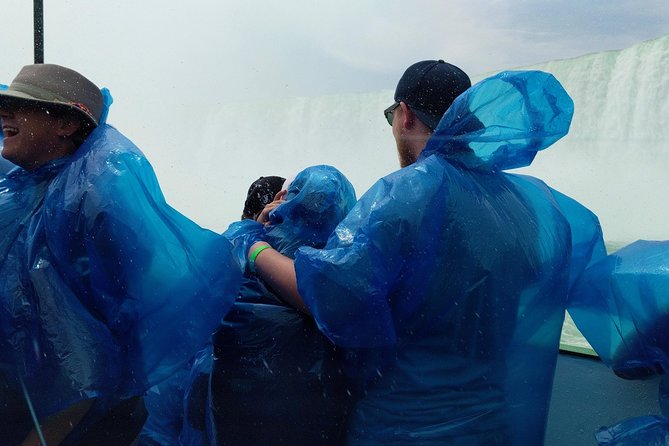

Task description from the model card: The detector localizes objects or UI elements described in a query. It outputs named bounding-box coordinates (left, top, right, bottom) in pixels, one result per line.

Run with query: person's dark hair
left=241, top=176, right=286, bottom=220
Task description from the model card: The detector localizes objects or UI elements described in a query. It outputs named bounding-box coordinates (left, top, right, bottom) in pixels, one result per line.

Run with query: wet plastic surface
left=143, top=165, right=357, bottom=445
left=569, top=240, right=669, bottom=444
left=0, top=124, right=241, bottom=435
left=294, top=71, right=606, bottom=444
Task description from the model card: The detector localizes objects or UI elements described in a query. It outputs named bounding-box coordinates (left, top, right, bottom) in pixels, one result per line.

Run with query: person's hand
left=256, top=190, right=287, bottom=225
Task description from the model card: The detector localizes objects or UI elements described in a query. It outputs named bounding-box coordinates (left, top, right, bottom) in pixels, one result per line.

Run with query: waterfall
left=515, top=34, right=669, bottom=245
left=4, top=35, right=664, bottom=245
left=165, top=33, right=666, bottom=245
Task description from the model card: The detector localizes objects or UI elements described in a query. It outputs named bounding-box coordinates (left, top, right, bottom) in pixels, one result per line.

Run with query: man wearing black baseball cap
left=383, top=60, right=470, bottom=167
left=242, top=62, right=602, bottom=444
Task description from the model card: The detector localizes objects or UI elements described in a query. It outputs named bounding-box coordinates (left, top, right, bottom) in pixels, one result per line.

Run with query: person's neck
left=407, top=133, right=432, bottom=163
left=23, top=145, right=76, bottom=172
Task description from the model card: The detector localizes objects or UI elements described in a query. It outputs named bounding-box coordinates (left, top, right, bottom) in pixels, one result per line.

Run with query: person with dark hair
left=241, top=175, right=285, bottom=220
left=239, top=61, right=606, bottom=444
left=0, top=64, right=241, bottom=445
left=140, top=166, right=357, bottom=445
left=383, top=60, right=472, bottom=167
left=207, top=166, right=359, bottom=446
left=140, top=174, right=284, bottom=446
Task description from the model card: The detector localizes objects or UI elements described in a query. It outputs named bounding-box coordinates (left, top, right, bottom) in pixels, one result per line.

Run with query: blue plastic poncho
left=140, top=165, right=357, bottom=445
left=595, top=415, right=669, bottom=446
left=570, top=240, right=669, bottom=377
left=293, top=71, right=606, bottom=445
left=214, top=165, right=357, bottom=444
left=224, top=164, right=358, bottom=271
left=593, top=375, right=669, bottom=446
left=0, top=122, right=241, bottom=437
left=569, top=240, right=669, bottom=445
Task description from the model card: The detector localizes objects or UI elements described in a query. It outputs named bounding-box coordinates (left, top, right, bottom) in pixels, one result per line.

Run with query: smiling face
left=0, top=103, right=81, bottom=170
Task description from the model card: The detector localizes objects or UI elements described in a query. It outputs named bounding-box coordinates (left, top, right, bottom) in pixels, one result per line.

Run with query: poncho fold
left=0, top=124, right=241, bottom=433
left=294, top=71, right=606, bottom=445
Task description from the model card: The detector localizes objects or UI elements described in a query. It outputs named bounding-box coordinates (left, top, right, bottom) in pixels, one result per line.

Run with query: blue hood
left=422, top=70, right=574, bottom=171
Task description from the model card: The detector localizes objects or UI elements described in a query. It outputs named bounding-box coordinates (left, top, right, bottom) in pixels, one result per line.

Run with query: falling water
left=136, top=34, right=669, bottom=249
left=516, top=34, right=669, bottom=246
left=2, top=36, right=666, bottom=246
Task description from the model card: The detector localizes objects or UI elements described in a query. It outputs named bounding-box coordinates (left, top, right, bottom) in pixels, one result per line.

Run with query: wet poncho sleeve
left=549, top=188, right=607, bottom=287
left=263, top=165, right=357, bottom=258
left=45, top=125, right=241, bottom=391
left=223, top=164, right=357, bottom=273
left=569, top=240, right=669, bottom=378
left=292, top=71, right=608, bottom=445
left=515, top=180, right=606, bottom=288
left=294, top=170, right=429, bottom=348
left=294, top=70, right=579, bottom=350
left=1, top=124, right=241, bottom=419
left=143, top=165, right=357, bottom=445
left=569, top=241, right=669, bottom=446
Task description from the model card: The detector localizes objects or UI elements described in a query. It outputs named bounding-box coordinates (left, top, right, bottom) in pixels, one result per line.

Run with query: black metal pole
left=34, top=0, right=44, bottom=63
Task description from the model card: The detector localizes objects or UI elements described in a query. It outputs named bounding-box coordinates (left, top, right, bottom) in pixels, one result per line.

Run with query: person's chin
left=1, top=148, right=27, bottom=169
left=1, top=146, right=16, bottom=162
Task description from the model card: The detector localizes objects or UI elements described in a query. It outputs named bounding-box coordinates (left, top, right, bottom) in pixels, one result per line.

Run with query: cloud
left=2, top=0, right=669, bottom=102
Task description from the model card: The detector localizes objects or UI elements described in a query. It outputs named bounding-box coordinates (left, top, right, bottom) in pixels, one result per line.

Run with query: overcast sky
left=2, top=0, right=669, bottom=104
left=2, top=1, right=669, bottom=238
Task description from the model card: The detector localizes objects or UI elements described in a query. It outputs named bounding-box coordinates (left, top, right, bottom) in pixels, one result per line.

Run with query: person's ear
left=55, top=118, right=83, bottom=137
left=399, top=101, right=414, bottom=130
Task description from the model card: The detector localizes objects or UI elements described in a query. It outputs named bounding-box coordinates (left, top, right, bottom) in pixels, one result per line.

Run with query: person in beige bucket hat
left=0, top=63, right=242, bottom=445
left=0, top=64, right=104, bottom=170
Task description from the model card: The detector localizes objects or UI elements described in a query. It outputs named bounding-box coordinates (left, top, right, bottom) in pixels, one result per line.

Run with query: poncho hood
left=421, top=70, right=574, bottom=172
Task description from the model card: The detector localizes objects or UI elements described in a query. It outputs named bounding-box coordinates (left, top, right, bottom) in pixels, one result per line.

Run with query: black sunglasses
left=383, top=102, right=400, bottom=126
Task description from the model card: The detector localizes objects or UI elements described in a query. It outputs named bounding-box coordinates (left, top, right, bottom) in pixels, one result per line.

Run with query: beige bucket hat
left=0, top=64, right=103, bottom=126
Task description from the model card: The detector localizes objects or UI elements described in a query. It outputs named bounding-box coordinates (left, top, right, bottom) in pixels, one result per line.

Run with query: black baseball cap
left=394, top=60, right=471, bottom=131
